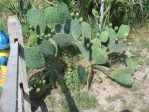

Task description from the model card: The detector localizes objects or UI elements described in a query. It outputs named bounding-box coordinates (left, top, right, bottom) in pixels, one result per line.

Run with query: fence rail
left=0, top=16, right=31, bottom=112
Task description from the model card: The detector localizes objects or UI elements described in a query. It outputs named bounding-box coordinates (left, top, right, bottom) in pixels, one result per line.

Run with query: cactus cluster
left=25, top=2, right=134, bottom=92
left=25, top=2, right=70, bottom=69
left=25, top=39, right=57, bottom=69
left=26, top=2, right=70, bottom=34
left=69, top=18, right=109, bottom=65
left=46, top=17, right=131, bottom=87
left=27, top=8, right=46, bottom=33
left=105, top=25, right=130, bottom=53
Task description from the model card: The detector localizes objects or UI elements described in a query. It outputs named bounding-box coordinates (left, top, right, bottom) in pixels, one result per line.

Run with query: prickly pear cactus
left=28, top=34, right=38, bottom=47
left=53, top=33, right=73, bottom=46
left=27, top=8, right=46, bottom=33
left=24, top=47, right=45, bottom=69
left=100, top=31, right=109, bottom=42
left=81, top=22, right=92, bottom=39
left=110, top=68, right=133, bottom=87
left=92, top=48, right=108, bottom=64
left=126, top=56, right=141, bottom=70
left=29, top=66, right=57, bottom=100
left=117, top=24, right=131, bottom=39
left=22, top=22, right=29, bottom=34
left=77, top=65, right=88, bottom=85
left=39, top=40, right=57, bottom=58
left=91, top=38, right=101, bottom=50
left=108, top=42, right=127, bottom=53
left=76, top=41, right=90, bottom=61
left=105, top=27, right=117, bottom=44
left=70, top=18, right=81, bottom=39
left=44, top=2, right=70, bottom=25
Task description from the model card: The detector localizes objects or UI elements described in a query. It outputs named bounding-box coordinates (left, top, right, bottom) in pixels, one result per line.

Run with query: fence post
left=0, top=16, right=31, bottom=112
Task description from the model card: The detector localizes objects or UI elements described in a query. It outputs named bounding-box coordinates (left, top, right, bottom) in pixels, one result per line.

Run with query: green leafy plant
left=65, top=64, right=81, bottom=92
left=23, top=2, right=141, bottom=99
left=0, top=19, right=7, bottom=33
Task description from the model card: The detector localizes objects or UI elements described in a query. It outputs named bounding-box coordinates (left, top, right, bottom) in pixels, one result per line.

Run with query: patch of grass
left=131, top=81, right=140, bottom=91
left=144, top=57, right=149, bottom=66
left=0, top=86, right=3, bottom=96
left=131, top=49, right=142, bottom=57
left=94, top=77, right=102, bottom=84
left=106, top=94, right=125, bottom=103
left=139, top=38, right=149, bottom=49
left=98, top=108, right=107, bottom=112
left=45, top=95, right=68, bottom=112
left=102, top=87, right=107, bottom=91
left=45, top=96, right=57, bottom=111
left=108, top=105, right=115, bottom=111
left=60, top=100, right=69, bottom=112
left=143, top=74, right=148, bottom=80
left=133, top=92, right=145, bottom=100
left=65, top=64, right=81, bottom=92
left=140, top=108, right=149, bottom=112
left=75, top=92, right=97, bottom=110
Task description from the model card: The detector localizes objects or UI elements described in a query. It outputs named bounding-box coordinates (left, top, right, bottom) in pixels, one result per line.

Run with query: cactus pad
left=92, top=48, right=108, bottom=64
left=24, top=47, right=45, bottom=69
left=110, top=68, right=133, bottom=87
left=108, top=42, right=126, bottom=53
left=39, top=40, right=57, bottom=58
left=117, top=25, right=130, bottom=39
left=81, top=22, right=92, bottom=39
left=77, top=65, right=88, bottom=85
left=70, top=18, right=81, bottom=39
left=53, top=33, right=73, bottom=46
left=100, top=31, right=109, bottom=42
left=44, top=2, right=70, bottom=25
left=27, top=9, right=46, bottom=33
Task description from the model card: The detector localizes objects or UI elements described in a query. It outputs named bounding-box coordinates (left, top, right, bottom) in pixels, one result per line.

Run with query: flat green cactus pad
left=24, top=47, right=45, bottom=69
left=110, top=68, right=134, bottom=87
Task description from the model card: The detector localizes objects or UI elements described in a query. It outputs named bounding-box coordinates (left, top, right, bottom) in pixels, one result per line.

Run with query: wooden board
left=8, top=16, right=31, bottom=112
left=0, top=43, right=18, bottom=112
left=0, top=16, right=31, bottom=112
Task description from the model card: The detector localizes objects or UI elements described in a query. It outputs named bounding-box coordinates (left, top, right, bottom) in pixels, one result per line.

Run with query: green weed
left=131, top=81, right=141, bottom=91
left=65, top=64, right=81, bottom=92
left=144, top=57, right=149, bottom=66
left=60, top=100, right=69, bottom=112
left=140, top=108, right=149, bottom=112
left=106, top=94, right=125, bottom=103
left=133, top=92, right=145, bottom=99
left=139, top=38, right=149, bottom=49
left=75, top=92, right=97, bottom=110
